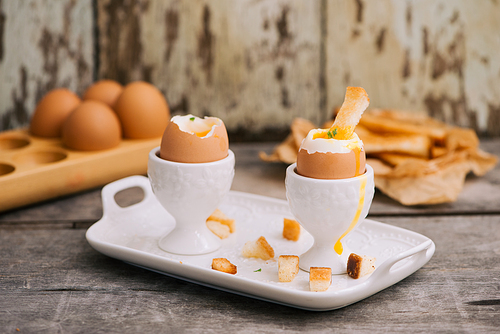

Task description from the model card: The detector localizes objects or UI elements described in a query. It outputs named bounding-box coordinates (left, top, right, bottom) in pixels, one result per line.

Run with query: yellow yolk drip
left=353, top=146, right=361, bottom=176
left=344, top=140, right=363, bottom=177
left=334, top=174, right=367, bottom=255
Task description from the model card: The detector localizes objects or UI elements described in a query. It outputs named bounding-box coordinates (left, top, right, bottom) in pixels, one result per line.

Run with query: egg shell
left=296, top=148, right=366, bottom=179
left=160, top=121, right=229, bottom=163
left=30, top=88, right=82, bottom=138
left=114, top=81, right=170, bottom=139
left=83, top=80, right=123, bottom=108
left=62, top=100, right=122, bottom=151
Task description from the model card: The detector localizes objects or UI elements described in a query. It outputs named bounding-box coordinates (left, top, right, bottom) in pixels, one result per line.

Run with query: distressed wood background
left=1, top=0, right=500, bottom=140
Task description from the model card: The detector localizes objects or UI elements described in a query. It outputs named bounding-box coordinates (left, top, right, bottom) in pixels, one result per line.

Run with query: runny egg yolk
left=176, top=115, right=220, bottom=138
left=311, top=126, right=355, bottom=141
left=195, top=129, right=211, bottom=137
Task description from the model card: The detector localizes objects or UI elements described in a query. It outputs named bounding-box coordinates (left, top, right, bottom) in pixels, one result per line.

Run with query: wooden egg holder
left=0, top=129, right=161, bottom=212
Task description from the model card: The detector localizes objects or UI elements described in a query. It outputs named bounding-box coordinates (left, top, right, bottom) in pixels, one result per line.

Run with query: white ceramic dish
left=86, top=175, right=435, bottom=311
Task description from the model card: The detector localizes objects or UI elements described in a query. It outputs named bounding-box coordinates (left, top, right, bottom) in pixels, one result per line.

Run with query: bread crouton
left=309, top=267, right=332, bottom=292
left=241, top=236, right=275, bottom=260
left=206, top=220, right=230, bottom=239
left=211, top=258, right=237, bottom=275
left=283, top=218, right=301, bottom=241
left=347, top=253, right=376, bottom=279
left=278, top=255, right=299, bottom=282
left=208, top=209, right=235, bottom=233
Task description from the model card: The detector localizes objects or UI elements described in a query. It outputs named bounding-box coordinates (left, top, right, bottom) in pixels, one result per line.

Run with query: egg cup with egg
left=285, top=130, right=375, bottom=274
left=148, top=115, right=234, bottom=255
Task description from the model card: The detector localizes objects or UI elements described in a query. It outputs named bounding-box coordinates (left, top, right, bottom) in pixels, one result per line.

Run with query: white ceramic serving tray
left=86, top=175, right=435, bottom=311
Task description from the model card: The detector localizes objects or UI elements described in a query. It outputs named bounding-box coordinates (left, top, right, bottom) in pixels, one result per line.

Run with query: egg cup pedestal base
left=285, top=164, right=375, bottom=275
left=158, top=225, right=221, bottom=255
left=147, top=147, right=235, bottom=256
left=299, top=243, right=351, bottom=274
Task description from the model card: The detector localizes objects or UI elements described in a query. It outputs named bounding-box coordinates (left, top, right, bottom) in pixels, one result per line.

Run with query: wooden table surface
left=1, top=139, right=499, bottom=333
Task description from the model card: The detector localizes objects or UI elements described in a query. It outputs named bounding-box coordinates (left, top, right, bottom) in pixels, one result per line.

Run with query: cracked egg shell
left=296, top=129, right=366, bottom=179
left=297, top=149, right=366, bottom=179
left=160, top=115, right=229, bottom=163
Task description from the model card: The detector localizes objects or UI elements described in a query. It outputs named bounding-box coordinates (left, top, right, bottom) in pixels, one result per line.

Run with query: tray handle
left=101, top=175, right=154, bottom=216
left=366, top=239, right=434, bottom=284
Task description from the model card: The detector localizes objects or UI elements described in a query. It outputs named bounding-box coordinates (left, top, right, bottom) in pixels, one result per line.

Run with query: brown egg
left=62, top=100, right=122, bottom=151
left=30, top=88, right=81, bottom=138
left=114, top=81, right=170, bottom=139
left=160, top=115, right=229, bottom=163
left=296, top=129, right=366, bottom=179
left=296, top=149, right=366, bottom=179
left=83, top=80, right=123, bottom=108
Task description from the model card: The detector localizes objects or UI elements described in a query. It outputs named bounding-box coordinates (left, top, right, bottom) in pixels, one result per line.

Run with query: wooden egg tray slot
left=0, top=129, right=161, bottom=212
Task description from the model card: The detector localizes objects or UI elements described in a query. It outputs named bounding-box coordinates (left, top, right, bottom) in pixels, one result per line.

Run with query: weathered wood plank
left=1, top=0, right=500, bottom=137
left=95, top=0, right=500, bottom=136
left=0, top=215, right=499, bottom=332
left=0, top=0, right=94, bottom=131
left=97, top=0, right=324, bottom=139
left=326, top=0, right=500, bottom=136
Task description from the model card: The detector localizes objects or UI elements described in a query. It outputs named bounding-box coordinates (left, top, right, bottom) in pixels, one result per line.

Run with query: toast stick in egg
left=328, top=87, right=370, bottom=140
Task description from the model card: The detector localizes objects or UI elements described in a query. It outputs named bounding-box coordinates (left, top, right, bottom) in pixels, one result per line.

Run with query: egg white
left=300, top=129, right=364, bottom=154
left=172, top=114, right=222, bottom=138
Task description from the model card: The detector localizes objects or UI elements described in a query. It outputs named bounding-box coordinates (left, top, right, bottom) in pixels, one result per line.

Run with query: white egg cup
left=148, top=147, right=235, bottom=255
left=285, top=164, right=375, bottom=274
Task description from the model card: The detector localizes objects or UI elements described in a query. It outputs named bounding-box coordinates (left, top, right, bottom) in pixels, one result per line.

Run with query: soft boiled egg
left=296, top=86, right=370, bottom=179
left=160, top=114, right=229, bottom=163
left=296, top=129, right=366, bottom=179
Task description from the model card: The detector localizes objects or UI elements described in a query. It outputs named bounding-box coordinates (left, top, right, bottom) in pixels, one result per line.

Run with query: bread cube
left=278, top=255, right=299, bottom=282
left=347, top=253, right=376, bottom=279
left=241, top=236, right=275, bottom=260
left=211, top=258, right=237, bottom=275
left=208, top=208, right=236, bottom=233
left=206, top=220, right=230, bottom=239
left=309, top=267, right=331, bottom=292
left=283, top=218, right=301, bottom=241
